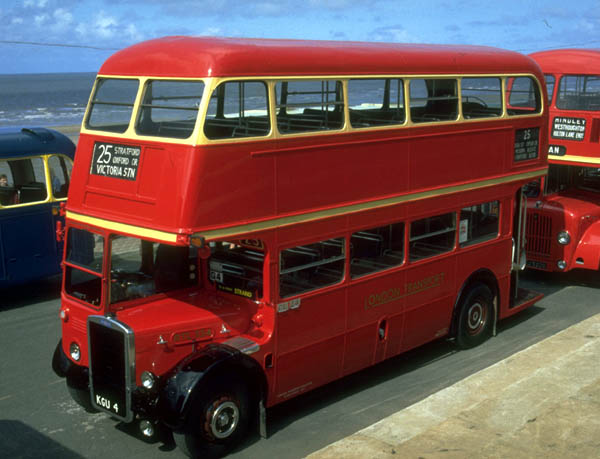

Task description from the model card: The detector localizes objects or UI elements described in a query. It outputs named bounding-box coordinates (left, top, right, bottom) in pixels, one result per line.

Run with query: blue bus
left=0, top=127, right=75, bottom=286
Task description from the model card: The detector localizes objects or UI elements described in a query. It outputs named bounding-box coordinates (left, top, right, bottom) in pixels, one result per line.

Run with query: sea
left=0, top=72, right=96, bottom=127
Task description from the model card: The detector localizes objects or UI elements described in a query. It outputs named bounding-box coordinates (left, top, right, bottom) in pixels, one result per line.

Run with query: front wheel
left=455, top=283, right=494, bottom=349
left=174, top=381, right=249, bottom=458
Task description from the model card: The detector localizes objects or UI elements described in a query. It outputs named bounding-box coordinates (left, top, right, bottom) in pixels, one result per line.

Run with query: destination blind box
left=91, top=142, right=141, bottom=181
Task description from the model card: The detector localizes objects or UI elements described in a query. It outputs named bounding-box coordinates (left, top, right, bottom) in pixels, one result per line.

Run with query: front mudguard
left=572, top=221, right=600, bottom=270
left=52, top=339, right=88, bottom=389
left=158, top=343, right=266, bottom=433
left=52, top=340, right=96, bottom=412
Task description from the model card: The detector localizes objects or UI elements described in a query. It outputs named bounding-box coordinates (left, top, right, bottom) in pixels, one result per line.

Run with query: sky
left=1, top=0, right=600, bottom=74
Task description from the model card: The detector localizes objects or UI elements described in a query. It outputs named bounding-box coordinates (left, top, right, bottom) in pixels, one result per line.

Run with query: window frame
left=279, top=236, right=346, bottom=299
left=409, top=212, right=457, bottom=262
left=350, top=222, right=405, bottom=279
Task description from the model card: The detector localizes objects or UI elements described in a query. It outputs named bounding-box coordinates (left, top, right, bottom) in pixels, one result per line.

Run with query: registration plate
left=94, top=393, right=123, bottom=416
left=526, top=260, right=547, bottom=269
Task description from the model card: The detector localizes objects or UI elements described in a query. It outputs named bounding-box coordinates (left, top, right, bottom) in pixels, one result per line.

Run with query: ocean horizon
left=0, top=72, right=96, bottom=128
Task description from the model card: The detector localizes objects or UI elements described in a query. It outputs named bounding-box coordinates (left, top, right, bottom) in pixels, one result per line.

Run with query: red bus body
left=526, top=49, right=600, bottom=272
left=52, top=37, right=547, bottom=456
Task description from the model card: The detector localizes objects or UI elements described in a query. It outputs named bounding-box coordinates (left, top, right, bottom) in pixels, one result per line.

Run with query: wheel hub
left=209, top=400, right=239, bottom=439
left=467, top=302, right=485, bottom=335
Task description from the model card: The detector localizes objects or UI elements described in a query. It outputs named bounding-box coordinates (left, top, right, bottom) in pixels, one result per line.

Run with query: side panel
left=0, top=204, right=61, bottom=283
left=401, top=257, right=456, bottom=352
left=274, top=288, right=345, bottom=401
left=344, top=269, right=407, bottom=375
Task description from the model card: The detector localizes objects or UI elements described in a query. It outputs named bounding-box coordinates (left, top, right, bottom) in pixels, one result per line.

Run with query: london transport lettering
left=364, top=272, right=445, bottom=310
left=91, top=141, right=141, bottom=180
left=552, top=117, right=586, bottom=141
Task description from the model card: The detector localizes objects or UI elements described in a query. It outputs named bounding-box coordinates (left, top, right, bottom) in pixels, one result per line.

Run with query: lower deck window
left=409, top=212, right=456, bottom=261
left=280, top=237, right=344, bottom=298
left=459, top=201, right=500, bottom=247
left=350, top=223, right=404, bottom=278
left=208, top=240, right=264, bottom=299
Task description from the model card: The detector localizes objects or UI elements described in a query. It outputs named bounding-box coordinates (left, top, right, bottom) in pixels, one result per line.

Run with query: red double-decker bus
left=52, top=37, right=547, bottom=457
left=526, top=49, right=600, bottom=272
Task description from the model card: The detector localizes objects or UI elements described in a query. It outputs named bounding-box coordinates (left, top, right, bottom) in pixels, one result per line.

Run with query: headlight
left=557, top=230, right=571, bottom=245
left=141, top=371, right=156, bottom=390
left=69, top=342, right=81, bottom=361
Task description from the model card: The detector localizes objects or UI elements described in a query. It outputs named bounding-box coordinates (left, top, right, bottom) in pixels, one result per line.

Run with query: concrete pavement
left=309, top=313, right=600, bottom=459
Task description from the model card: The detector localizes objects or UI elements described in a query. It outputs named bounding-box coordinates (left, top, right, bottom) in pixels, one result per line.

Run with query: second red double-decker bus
left=52, top=37, right=547, bottom=457
left=526, top=49, right=600, bottom=272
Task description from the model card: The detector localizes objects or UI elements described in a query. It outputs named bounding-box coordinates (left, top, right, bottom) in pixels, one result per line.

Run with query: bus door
left=274, top=238, right=346, bottom=400
left=511, top=188, right=528, bottom=300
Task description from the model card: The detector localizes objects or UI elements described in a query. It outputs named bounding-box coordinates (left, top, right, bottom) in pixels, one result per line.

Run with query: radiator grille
left=88, top=317, right=134, bottom=421
left=526, top=212, right=553, bottom=257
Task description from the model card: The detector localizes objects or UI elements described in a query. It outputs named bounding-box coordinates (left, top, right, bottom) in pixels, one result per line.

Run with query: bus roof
left=0, top=127, right=75, bottom=159
left=529, top=49, right=600, bottom=75
left=99, top=36, right=540, bottom=78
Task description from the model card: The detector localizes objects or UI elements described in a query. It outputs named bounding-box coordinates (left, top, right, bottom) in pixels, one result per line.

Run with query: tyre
left=174, top=381, right=249, bottom=458
left=67, top=385, right=99, bottom=413
left=455, top=282, right=494, bottom=349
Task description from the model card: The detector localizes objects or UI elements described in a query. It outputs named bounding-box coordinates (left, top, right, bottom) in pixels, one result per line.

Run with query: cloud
left=52, top=8, right=74, bottom=32
left=371, top=25, right=418, bottom=43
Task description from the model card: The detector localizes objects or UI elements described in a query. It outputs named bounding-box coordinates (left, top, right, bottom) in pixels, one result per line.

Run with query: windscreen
left=110, top=235, right=197, bottom=304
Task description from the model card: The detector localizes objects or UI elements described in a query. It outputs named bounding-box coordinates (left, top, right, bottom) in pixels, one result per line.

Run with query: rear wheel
left=456, top=283, right=494, bottom=349
left=174, top=381, right=249, bottom=458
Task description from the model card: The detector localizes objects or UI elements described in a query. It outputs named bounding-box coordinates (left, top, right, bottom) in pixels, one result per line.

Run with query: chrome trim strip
left=222, top=336, right=260, bottom=355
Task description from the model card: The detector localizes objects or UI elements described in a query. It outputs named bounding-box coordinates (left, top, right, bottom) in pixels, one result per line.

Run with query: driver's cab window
left=545, top=165, right=570, bottom=195
left=523, top=179, right=541, bottom=198
left=208, top=240, right=265, bottom=300
left=110, top=236, right=198, bottom=304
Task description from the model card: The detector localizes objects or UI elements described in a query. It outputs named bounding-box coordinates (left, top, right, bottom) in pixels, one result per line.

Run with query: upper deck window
left=86, top=78, right=139, bottom=134
left=544, top=75, right=556, bottom=105
left=204, top=81, right=270, bottom=139
left=461, top=77, right=502, bottom=119
left=409, top=79, right=458, bottom=123
left=276, top=80, right=344, bottom=134
left=506, top=76, right=542, bottom=115
left=136, top=80, right=204, bottom=139
left=348, top=79, right=405, bottom=128
left=556, top=75, right=600, bottom=111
